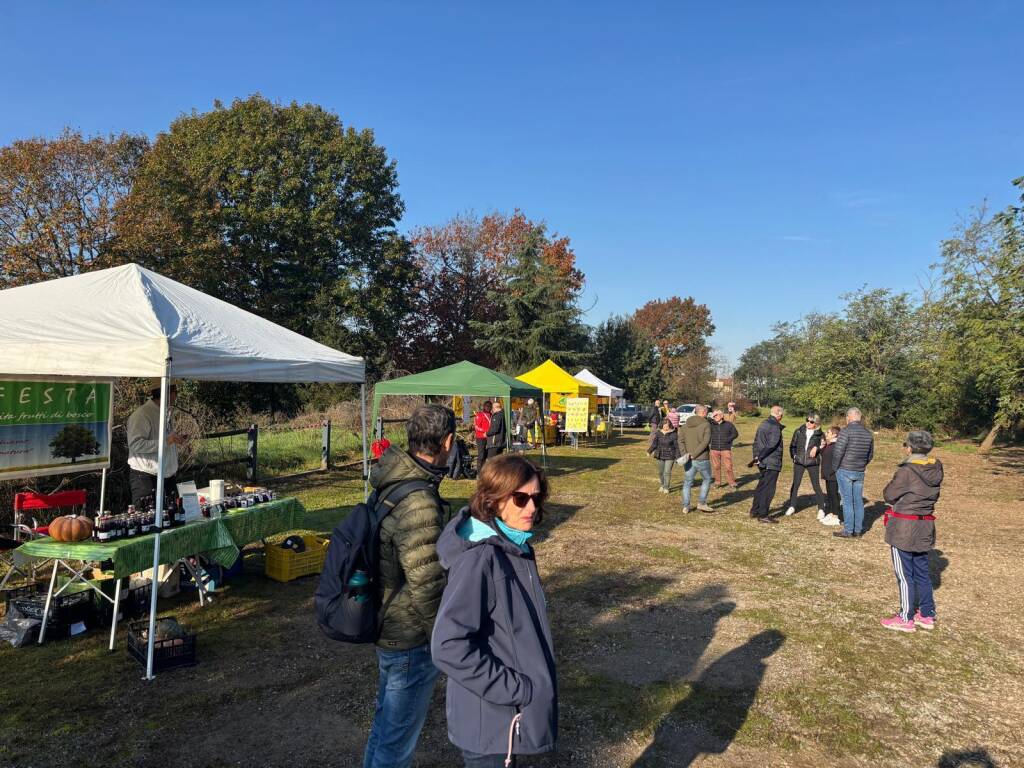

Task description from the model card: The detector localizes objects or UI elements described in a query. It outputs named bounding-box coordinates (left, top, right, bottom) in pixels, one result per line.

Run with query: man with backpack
left=359, top=404, right=455, bottom=768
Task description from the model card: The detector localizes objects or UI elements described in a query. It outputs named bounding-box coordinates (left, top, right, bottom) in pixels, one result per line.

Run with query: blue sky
left=2, top=2, right=1021, bottom=368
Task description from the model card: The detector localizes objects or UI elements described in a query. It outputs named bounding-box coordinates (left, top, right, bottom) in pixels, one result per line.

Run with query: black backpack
left=314, top=479, right=436, bottom=643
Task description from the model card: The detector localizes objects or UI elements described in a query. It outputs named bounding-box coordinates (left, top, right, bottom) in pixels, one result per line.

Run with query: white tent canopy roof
left=0, top=264, right=364, bottom=382
left=574, top=368, right=624, bottom=398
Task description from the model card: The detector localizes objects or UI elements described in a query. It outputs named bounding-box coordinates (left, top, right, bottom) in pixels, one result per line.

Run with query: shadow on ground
left=982, top=445, right=1024, bottom=483
left=631, top=629, right=785, bottom=767
left=541, top=569, right=781, bottom=765
left=543, top=454, right=620, bottom=478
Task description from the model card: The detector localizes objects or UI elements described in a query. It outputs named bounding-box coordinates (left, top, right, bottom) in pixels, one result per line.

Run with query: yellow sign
left=564, top=397, right=589, bottom=432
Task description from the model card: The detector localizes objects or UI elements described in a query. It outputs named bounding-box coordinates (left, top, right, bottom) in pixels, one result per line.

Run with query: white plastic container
left=210, top=479, right=225, bottom=502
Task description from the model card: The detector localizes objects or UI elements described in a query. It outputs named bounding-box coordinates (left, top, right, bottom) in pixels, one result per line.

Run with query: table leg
left=108, top=577, right=122, bottom=652
left=38, top=560, right=59, bottom=645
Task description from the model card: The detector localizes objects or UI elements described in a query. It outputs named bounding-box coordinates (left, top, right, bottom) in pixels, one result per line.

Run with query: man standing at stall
left=127, top=380, right=184, bottom=508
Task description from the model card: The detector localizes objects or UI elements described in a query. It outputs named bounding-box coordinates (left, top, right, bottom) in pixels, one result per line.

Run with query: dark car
left=610, top=404, right=653, bottom=428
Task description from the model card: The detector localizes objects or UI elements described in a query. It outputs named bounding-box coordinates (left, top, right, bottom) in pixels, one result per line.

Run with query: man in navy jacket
left=749, top=405, right=785, bottom=524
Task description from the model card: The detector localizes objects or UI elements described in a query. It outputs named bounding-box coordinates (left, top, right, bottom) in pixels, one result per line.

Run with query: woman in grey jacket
left=431, top=455, right=557, bottom=767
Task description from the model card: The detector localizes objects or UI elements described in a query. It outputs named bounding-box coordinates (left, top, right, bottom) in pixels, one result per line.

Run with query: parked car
left=610, top=404, right=651, bottom=428
left=675, top=403, right=699, bottom=420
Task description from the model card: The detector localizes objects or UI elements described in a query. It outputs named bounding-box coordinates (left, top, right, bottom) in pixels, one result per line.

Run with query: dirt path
left=2, top=420, right=1021, bottom=768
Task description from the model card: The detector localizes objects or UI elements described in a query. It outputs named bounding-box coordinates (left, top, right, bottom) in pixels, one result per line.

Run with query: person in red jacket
left=474, top=401, right=492, bottom=472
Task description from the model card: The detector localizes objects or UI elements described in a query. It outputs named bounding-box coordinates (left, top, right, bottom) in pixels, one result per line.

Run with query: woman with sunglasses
left=431, top=454, right=557, bottom=767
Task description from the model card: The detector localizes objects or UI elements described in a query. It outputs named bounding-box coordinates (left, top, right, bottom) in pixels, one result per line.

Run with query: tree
left=402, top=210, right=586, bottom=374
left=469, top=226, right=588, bottom=372
left=591, top=315, right=664, bottom=402
left=113, top=95, right=415, bottom=379
left=0, top=129, right=147, bottom=288
left=734, top=334, right=794, bottom=407
left=49, top=424, right=100, bottom=464
left=632, top=297, right=715, bottom=400
left=937, top=192, right=1024, bottom=449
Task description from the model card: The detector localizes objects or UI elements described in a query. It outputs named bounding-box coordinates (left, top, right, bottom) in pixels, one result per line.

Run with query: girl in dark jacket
left=647, top=418, right=680, bottom=493
left=432, top=455, right=557, bottom=767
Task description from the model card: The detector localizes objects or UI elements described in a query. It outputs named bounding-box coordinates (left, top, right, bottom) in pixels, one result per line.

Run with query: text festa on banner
left=0, top=379, right=113, bottom=479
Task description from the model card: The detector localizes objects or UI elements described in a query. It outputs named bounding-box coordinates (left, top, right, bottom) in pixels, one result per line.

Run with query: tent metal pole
left=144, top=361, right=170, bottom=681
left=360, top=383, right=369, bottom=500
left=98, top=467, right=107, bottom=513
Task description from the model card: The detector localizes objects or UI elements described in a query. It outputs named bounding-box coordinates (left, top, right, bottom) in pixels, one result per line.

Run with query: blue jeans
left=363, top=644, right=439, bottom=768
left=682, top=459, right=712, bottom=508
left=836, top=469, right=865, bottom=534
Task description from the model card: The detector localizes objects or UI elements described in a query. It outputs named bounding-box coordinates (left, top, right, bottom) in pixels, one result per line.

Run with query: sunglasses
left=509, top=491, right=544, bottom=508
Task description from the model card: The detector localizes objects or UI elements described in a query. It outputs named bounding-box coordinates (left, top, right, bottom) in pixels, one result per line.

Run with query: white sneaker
left=785, top=506, right=796, bottom=516
left=816, top=509, right=826, bottom=522
left=823, top=514, right=841, bottom=526
left=658, top=487, right=669, bottom=494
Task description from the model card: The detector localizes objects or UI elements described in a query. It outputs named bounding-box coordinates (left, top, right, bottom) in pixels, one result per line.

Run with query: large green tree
left=936, top=191, right=1024, bottom=448
left=114, top=95, right=416, bottom=379
left=591, top=315, right=664, bottom=402
left=49, top=424, right=101, bottom=464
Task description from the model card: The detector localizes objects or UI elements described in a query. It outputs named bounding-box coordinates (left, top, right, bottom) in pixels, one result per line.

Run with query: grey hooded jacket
left=431, top=508, right=558, bottom=757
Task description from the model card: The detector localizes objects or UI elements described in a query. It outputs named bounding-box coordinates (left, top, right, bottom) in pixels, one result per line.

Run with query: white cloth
left=805, top=430, right=815, bottom=452
left=127, top=399, right=178, bottom=478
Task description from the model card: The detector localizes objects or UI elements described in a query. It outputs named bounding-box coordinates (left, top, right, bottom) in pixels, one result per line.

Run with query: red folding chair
left=1, top=490, right=87, bottom=589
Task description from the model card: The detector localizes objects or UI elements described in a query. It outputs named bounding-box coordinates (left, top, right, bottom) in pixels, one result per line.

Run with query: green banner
left=0, top=379, right=113, bottom=480
left=0, top=380, right=111, bottom=425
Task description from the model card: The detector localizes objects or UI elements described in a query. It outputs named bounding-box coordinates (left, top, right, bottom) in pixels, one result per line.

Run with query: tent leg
left=144, top=363, right=170, bottom=681
left=361, top=383, right=369, bottom=500
left=99, top=467, right=107, bottom=513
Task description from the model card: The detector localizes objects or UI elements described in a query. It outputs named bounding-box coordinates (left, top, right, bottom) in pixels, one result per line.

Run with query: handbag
left=676, top=452, right=690, bottom=466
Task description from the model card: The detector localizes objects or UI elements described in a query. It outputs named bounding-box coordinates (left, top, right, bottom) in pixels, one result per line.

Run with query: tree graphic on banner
left=49, top=424, right=100, bottom=464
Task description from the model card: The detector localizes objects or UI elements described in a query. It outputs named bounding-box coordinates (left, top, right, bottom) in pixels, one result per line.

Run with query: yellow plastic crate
left=264, top=534, right=329, bottom=582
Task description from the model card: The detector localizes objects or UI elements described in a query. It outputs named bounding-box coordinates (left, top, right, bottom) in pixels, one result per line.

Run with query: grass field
left=2, top=417, right=1022, bottom=767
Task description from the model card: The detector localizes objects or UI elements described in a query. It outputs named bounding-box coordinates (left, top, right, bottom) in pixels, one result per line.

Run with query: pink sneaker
left=880, top=614, right=916, bottom=633
left=913, top=611, right=935, bottom=630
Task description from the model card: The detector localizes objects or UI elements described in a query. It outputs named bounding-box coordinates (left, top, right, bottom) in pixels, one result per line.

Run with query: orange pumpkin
left=49, top=514, right=94, bottom=542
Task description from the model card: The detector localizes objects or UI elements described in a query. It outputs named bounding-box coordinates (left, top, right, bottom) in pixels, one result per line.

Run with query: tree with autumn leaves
left=631, top=296, right=717, bottom=402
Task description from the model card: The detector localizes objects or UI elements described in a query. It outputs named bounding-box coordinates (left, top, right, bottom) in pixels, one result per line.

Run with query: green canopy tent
left=371, top=360, right=544, bottom=457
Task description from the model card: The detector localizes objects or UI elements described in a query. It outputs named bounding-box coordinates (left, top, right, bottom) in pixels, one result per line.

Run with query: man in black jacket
left=486, top=399, right=507, bottom=460
left=785, top=414, right=825, bottom=518
left=749, top=405, right=785, bottom=524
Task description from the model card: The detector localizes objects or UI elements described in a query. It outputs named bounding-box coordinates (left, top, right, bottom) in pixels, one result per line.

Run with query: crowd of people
left=647, top=399, right=944, bottom=634
left=347, top=395, right=944, bottom=767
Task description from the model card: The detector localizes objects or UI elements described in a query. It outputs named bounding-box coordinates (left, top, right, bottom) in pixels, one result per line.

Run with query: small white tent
left=574, top=368, right=624, bottom=399
left=0, top=264, right=367, bottom=678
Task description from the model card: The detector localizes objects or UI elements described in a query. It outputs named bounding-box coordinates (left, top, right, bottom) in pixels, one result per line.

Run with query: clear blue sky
left=3, top=2, right=1021, bottom=369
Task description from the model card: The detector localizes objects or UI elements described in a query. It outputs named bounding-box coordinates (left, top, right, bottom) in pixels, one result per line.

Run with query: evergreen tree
left=470, top=228, right=587, bottom=373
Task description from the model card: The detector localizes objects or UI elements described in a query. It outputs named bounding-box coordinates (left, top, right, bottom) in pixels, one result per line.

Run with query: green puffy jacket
left=372, top=447, right=450, bottom=650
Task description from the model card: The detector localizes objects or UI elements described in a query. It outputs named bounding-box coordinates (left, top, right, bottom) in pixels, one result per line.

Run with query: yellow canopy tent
left=517, top=359, right=597, bottom=412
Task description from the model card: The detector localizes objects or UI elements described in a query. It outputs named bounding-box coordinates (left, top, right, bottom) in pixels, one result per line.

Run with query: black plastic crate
left=127, top=617, right=197, bottom=672
left=9, top=585, right=94, bottom=638
left=93, top=579, right=153, bottom=624
left=2, top=582, right=41, bottom=614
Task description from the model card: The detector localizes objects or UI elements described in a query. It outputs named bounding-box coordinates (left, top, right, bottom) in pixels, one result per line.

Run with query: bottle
left=347, top=570, right=370, bottom=603
left=94, top=515, right=106, bottom=542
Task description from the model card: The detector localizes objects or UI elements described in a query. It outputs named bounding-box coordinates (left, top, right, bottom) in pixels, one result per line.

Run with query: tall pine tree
left=470, top=227, right=588, bottom=373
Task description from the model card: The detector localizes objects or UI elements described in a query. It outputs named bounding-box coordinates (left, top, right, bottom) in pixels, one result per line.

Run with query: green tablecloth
left=16, top=497, right=305, bottom=578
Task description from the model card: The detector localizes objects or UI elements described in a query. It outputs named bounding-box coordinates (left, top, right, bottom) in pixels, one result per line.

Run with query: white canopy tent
left=574, top=368, right=624, bottom=399
left=0, top=263, right=367, bottom=678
